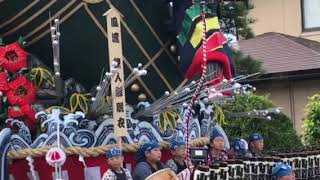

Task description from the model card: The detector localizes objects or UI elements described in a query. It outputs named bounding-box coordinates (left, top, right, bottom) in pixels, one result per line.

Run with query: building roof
left=239, top=32, right=320, bottom=74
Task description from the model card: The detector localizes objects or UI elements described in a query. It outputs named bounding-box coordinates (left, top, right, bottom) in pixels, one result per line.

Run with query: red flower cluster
left=0, top=42, right=38, bottom=130
left=8, top=105, right=37, bottom=130
left=0, top=42, right=28, bottom=73
left=6, top=76, right=36, bottom=106
left=0, top=72, right=9, bottom=92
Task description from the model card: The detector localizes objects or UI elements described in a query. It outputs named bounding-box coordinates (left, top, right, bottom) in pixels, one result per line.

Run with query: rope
left=185, top=4, right=208, bottom=166
left=7, top=138, right=209, bottom=160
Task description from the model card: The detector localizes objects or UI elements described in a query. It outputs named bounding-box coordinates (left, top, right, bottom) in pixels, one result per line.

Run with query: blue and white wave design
left=0, top=101, right=230, bottom=177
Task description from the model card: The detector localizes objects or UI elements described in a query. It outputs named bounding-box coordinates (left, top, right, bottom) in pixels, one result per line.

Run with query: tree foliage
left=303, top=94, right=320, bottom=145
left=219, top=0, right=255, bottom=39
left=233, top=50, right=264, bottom=76
left=219, top=1, right=263, bottom=75
left=221, top=94, right=302, bottom=151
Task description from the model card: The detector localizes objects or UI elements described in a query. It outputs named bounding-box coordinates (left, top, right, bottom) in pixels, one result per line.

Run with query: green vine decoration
left=69, top=93, right=91, bottom=113
left=213, top=104, right=225, bottom=125
left=29, top=67, right=55, bottom=88
left=159, top=110, right=179, bottom=132
left=45, top=93, right=91, bottom=115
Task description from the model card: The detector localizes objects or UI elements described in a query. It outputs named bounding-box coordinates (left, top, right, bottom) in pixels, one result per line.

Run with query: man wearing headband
left=207, top=131, right=228, bottom=165
left=272, top=163, right=295, bottom=180
left=228, top=138, right=251, bottom=159
left=166, top=138, right=192, bottom=174
left=132, top=141, right=164, bottom=180
left=248, top=133, right=264, bottom=157
left=102, top=147, right=132, bottom=180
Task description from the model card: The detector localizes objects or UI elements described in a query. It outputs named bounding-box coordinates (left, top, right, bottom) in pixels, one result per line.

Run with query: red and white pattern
left=46, top=147, right=66, bottom=167
left=9, top=150, right=172, bottom=180
left=185, top=7, right=208, bottom=163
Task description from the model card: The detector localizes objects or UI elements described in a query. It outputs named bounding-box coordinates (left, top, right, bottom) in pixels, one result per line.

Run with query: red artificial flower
left=0, top=42, right=28, bottom=73
left=0, top=71, right=9, bottom=92
left=20, top=104, right=37, bottom=120
left=7, top=106, right=24, bottom=118
left=6, top=76, right=36, bottom=106
left=8, top=105, right=37, bottom=130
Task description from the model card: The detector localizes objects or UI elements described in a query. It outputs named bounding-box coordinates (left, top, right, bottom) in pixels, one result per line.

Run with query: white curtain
left=303, top=0, right=320, bottom=29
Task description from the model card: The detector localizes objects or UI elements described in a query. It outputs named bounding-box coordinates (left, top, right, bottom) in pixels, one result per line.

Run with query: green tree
left=221, top=94, right=302, bottom=151
left=219, top=0, right=255, bottom=39
left=219, top=1, right=263, bottom=75
left=303, top=94, right=320, bottom=145
left=233, top=50, right=263, bottom=76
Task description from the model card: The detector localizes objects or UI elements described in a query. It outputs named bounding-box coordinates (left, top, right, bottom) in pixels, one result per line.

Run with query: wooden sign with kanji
left=105, top=8, right=127, bottom=136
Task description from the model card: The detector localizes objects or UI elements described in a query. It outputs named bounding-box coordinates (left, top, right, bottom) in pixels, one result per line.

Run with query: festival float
left=1, top=0, right=317, bottom=180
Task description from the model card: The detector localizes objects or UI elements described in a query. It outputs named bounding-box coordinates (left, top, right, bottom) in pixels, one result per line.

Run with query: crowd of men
left=101, top=133, right=295, bottom=180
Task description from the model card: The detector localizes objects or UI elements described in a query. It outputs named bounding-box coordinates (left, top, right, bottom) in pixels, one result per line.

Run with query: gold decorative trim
left=24, top=0, right=78, bottom=41
left=0, top=0, right=40, bottom=29
left=82, top=0, right=103, bottom=4
left=1, top=0, right=57, bottom=38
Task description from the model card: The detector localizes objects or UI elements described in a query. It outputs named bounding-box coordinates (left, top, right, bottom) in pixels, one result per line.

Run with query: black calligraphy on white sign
left=111, top=17, right=119, bottom=27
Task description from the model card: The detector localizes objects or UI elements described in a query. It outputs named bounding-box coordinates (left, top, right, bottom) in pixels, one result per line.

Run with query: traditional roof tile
left=239, top=32, right=320, bottom=74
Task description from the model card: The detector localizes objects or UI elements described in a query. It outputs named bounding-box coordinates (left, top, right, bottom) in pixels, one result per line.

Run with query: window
left=302, top=0, right=320, bottom=31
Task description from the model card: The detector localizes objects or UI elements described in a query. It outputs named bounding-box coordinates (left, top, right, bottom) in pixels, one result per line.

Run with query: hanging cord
left=185, top=3, right=208, bottom=168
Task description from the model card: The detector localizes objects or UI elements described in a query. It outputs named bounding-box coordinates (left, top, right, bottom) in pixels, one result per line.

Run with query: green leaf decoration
left=78, top=93, right=90, bottom=113
left=214, top=104, right=225, bottom=125
left=69, top=93, right=91, bottom=113
left=30, top=67, right=55, bottom=88
left=17, top=36, right=26, bottom=48
left=0, top=113, right=7, bottom=120
left=18, top=68, right=29, bottom=75
left=0, top=38, right=4, bottom=46
left=12, top=106, right=20, bottom=111
left=2, top=96, right=7, bottom=103
left=70, top=93, right=79, bottom=112
left=79, top=97, right=88, bottom=113
left=159, top=110, right=179, bottom=132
